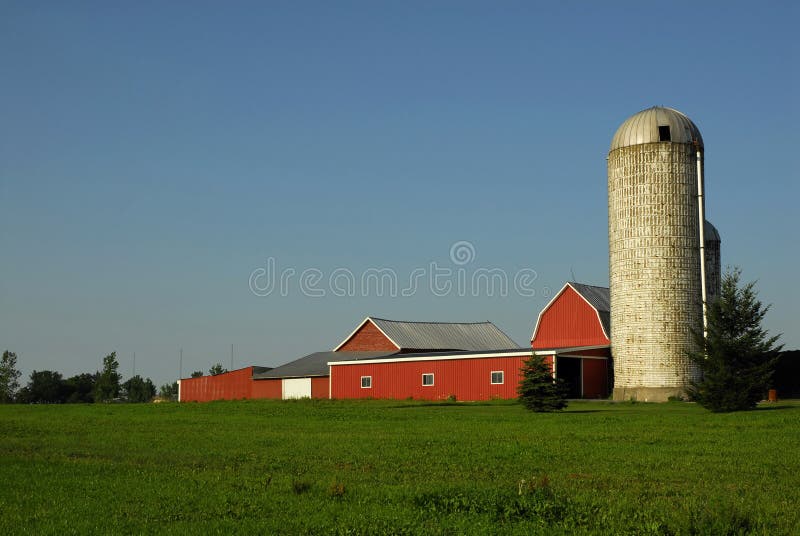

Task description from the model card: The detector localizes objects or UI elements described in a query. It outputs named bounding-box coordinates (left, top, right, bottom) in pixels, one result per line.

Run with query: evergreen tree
left=208, top=363, right=227, bottom=376
left=190, top=371, right=204, bottom=378
left=0, top=350, right=21, bottom=403
left=687, top=268, right=782, bottom=412
left=518, top=353, right=568, bottom=412
left=94, top=352, right=122, bottom=402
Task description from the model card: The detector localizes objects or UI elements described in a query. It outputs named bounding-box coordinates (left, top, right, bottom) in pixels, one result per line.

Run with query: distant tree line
left=0, top=350, right=179, bottom=404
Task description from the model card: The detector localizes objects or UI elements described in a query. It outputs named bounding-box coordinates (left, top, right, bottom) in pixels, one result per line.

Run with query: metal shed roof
left=335, top=317, right=518, bottom=352
left=252, top=351, right=397, bottom=379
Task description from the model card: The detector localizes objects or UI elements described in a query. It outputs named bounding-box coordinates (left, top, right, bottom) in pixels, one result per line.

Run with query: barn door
left=556, top=357, right=582, bottom=398
left=282, top=378, right=312, bottom=399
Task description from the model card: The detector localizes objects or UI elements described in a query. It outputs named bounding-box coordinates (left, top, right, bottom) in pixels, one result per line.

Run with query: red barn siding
left=179, top=367, right=254, bottom=402
left=331, top=355, right=532, bottom=401
left=581, top=359, right=608, bottom=399
left=337, top=321, right=399, bottom=352
left=532, top=286, right=609, bottom=349
left=251, top=378, right=282, bottom=399
left=311, top=377, right=329, bottom=399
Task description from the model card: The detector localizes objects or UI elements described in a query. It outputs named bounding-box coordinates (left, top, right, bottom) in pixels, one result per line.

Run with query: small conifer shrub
left=517, top=353, right=568, bottom=412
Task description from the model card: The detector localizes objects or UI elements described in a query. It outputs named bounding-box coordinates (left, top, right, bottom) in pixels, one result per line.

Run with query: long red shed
left=178, top=366, right=271, bottom=402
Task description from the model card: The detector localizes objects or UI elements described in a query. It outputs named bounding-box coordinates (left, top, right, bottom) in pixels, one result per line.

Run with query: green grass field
left=1, top=399, right=798, bottom=535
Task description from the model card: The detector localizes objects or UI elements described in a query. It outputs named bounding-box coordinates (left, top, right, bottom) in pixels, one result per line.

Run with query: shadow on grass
left=751, top=404, right=798, bottom=412
left=386, top=402, right=501, bottom=409
left=385, top=402, right=609, bottom=413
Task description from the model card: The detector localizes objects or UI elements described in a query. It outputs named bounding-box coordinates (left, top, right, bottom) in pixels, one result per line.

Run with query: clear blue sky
left=2, top=1, right=797, bottom=387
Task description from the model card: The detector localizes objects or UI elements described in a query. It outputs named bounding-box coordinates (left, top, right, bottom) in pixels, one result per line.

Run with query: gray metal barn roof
left=252, top=351, right=397, bottom=379
left=362, top=317, right=518, bottom=351
left=345, top=347, right=534, bottom=360
left=568, top=282, right=610, bottom=336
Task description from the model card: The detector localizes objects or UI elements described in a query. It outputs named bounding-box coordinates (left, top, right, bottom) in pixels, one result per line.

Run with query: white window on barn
left=361, top=376, right=372, bottom=389
left=491, top=371, right=504, bottom=385
left=422, top=373, right=434, bottom=386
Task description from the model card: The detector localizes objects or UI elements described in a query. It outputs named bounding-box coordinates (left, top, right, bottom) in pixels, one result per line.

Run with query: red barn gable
left=531, top=282, right=610, bottom=349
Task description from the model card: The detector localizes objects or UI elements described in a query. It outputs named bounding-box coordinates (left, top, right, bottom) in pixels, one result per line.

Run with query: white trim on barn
left=332, top=317, right=401, bottom=352
left=328, top=345, right=608, bottom=367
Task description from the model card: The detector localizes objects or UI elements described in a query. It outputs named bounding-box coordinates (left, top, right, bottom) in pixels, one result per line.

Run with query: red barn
left=330, top=349, right=532, bottom=400
left=328, top=317, right=527, bottom=401
left=255, top=317, right=519, bottom=399
left=329, top=283, right=612, bottom=401
left=530, top=282, right=611, bottom=398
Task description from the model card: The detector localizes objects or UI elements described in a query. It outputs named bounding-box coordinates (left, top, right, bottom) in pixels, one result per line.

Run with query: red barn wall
left=179, top=367, right=254, bottom=402
left=251, top=378, right=282, bottom=399
left=330, top=355, right=532, bottom=401
left=337, top=321, right=399, bottom=352
left=311, top=377, right=329, bottom=399
left=581, top=359, right=608, bottom=399
left=532, top=287, right=609, bottom=349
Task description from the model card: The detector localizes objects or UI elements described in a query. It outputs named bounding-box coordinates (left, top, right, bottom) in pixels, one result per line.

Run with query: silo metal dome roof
left=610, top=106, right=703, bottom=151
left=704, top=220, right=721, bottom=242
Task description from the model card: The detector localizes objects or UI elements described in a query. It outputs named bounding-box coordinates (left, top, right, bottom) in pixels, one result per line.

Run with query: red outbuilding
left=329, top=349, right=531, bottom=400
left=531, top=282, right=611, bottom=398
left=178, top=366, right=272, bottom=402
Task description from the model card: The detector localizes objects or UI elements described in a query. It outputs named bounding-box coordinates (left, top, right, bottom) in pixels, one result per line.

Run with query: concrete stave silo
left=608, top=106, right=715, bottom=402
left=704, top=220, right=722, bottom=304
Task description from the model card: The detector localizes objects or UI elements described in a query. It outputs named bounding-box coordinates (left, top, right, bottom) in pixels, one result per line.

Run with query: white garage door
left=282, top=378, right=312, bottom=399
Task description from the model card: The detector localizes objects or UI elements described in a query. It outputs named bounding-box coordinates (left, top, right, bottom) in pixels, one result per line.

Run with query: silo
left=608, top=106, right=706, bottom=401
left=704, top=220, right=722, bottom=304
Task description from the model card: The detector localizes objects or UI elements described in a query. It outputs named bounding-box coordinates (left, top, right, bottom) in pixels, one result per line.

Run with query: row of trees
left=0, top=351, right=233, bottom=404
left=0, top=351, right=179, bottom=404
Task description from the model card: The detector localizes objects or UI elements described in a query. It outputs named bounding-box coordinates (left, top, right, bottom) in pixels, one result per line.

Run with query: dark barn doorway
left=557, top=356, right=581, bottom=398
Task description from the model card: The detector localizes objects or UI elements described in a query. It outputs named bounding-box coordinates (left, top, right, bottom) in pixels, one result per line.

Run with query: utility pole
left=133, top=352, right=136, bottom=377
left=230, top=344, right=234, bottom=370
left=179, top=348, right=183, bottom=379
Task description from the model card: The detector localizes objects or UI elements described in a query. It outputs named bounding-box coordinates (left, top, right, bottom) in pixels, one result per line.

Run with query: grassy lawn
left=1, top=399, right=798, bottom=535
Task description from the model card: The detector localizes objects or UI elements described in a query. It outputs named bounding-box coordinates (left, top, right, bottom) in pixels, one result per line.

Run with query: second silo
left=608, top=106, right=709, bottom=401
